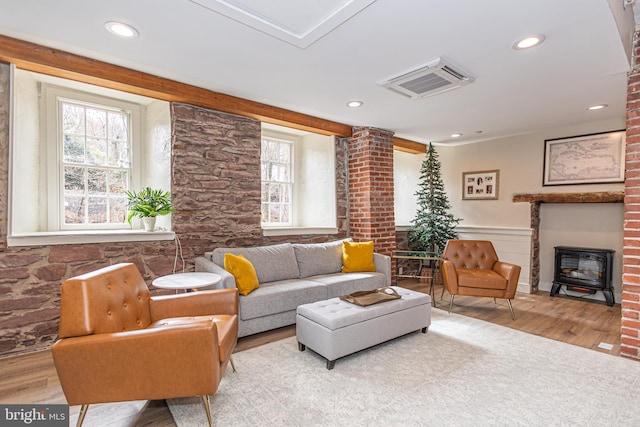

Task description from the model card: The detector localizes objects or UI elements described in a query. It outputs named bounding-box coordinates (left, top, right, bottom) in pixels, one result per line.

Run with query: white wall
left=434, top=117, right=626, bottom=298
left=12, top=69, right=40, bottom=233
left=295, top=133, right=336, bottom=227
left=394, top=150, right=426, bottom=226
left=144, top=100, right=172, bottom=231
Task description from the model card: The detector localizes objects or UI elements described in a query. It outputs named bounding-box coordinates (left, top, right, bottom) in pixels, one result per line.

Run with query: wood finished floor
left=0, top=280, right=622, bottom=426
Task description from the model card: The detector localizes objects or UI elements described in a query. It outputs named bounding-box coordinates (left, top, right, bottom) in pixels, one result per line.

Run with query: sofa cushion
left=293, top=238, right=352, bottom=278
left=223, top=253, right=259, bottom=296
left=311, top=272, right=387, bottom=299
left=239, top=279, right=327, bottom=320
left=211, top=243, right=300, bottom=284
left=342, top=241, right=376, bottom=273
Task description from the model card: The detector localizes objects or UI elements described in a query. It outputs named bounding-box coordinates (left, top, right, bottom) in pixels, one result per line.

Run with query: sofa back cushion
left=211, top=243, right=300, bottom=283
left=293, top=238, right=352, bottom=278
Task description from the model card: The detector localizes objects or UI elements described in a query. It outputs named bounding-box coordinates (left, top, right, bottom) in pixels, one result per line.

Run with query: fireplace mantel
left=511, top=190, right=624, bottom=293
left=512, top=191, right=624, bottom=204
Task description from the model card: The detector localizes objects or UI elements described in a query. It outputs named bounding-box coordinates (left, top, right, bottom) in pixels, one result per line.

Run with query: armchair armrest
left=493, top=261, right=522, bottom=298
left=195, top=256, right=236, bottom=289
left=52, top=322, right=220, bottom=405
left=149, top=288, right=238, bottom=321
left=439, top=259, right=459, bottom=293
left=373, top=253, right=392, bottom=287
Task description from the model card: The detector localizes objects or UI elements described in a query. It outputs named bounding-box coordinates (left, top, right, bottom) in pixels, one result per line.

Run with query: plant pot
left=142, top=217, right=156, bottom=232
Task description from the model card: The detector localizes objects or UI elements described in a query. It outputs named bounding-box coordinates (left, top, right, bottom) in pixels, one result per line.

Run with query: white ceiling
left=0, top=0, right=633, bottom=145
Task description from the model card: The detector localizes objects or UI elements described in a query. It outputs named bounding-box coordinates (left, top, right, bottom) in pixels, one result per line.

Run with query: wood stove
left=550, top=246, right=614, bottom=306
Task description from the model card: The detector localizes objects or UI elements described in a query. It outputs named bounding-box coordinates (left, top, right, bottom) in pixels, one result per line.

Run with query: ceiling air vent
left=379, top=57, right=475, bottom=99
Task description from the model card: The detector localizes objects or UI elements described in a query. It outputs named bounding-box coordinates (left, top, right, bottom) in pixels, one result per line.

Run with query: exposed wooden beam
left=0, top=34, right=353, bottom=137
left=512, top=191, right=624, bottom=203
left=393, top=137, right=426, bottom=154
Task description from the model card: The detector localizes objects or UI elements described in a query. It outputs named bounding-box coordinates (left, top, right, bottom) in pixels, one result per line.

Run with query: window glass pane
left=86, top=138, right=107, bottom=166
left=85, top=108, right=107, bottom=138
left=279, top=144, right=289, bottom=162
left=282, top=184, right=291, bottom=203
left=64, top=166, right=85, bottom=193
left=269, top=204, right=280, bottom=222
left=109, top=140, right=130, bottom=168
left=62, top=103, right=84, bottom=135
left=88, top=197, right=107, bottom=224
left=108, top=111, right=128, bottom=141
left=260, top=162, right=267, bottom=180
left=63, top=135, right=85, bottom=163
left=110, top=198, right=127, bottom=223
left=269, top=141, right=279, bottom=161
left=269, top=185, right=280, bottom=202
left=261, top=183, right=269, bottom=202
left=87, top=168, right=107, bottom=194
left=261, top=203, right=269, bottom=223
left=108, top=170, right=127, bottom=194
left=281, top=203, right=290, bottom=222
left=64, top=196, right=85, bottom=224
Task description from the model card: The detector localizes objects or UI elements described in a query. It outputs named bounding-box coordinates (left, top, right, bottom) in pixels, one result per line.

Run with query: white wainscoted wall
left=456, top=226, right=533, bottom=294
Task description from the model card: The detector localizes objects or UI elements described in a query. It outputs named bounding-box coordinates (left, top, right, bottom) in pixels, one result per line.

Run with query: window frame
left=42, top=84, right=142, bottom=231
left=260, top=131, right=296, bottom=227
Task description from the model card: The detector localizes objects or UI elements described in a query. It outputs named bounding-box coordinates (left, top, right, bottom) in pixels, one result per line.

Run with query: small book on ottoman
left=340, top=287, right=401, bottom=306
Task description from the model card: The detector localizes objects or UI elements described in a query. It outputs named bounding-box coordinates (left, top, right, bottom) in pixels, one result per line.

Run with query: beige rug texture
left=168, top=308, right=640, bottom=427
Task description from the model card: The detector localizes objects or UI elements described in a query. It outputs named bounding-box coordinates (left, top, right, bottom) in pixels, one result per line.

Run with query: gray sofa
left=194, top=240, right=391, bottom=337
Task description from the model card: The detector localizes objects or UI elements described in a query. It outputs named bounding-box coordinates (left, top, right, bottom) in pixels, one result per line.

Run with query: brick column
left=623, top=31, right=640, bottom=360
left=348, top=127, right=396, bottom=260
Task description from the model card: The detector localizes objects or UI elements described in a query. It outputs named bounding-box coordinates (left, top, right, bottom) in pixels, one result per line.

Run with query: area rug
left=168, top=308, right=640, bottom=426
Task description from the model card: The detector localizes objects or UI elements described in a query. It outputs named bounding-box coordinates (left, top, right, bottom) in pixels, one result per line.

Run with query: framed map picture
left=543, top=130, right=626, bottom=186
left=462, top=170, right=499, bottom=200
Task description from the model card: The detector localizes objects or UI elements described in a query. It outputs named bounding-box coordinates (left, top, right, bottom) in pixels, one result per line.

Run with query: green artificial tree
left=408, top=143, right=461, bottom=255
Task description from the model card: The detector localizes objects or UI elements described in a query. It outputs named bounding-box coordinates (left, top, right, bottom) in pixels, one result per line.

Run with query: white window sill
left=262, top=227, right=338, bottom=237
left=7, top=230, right=176, bottom=247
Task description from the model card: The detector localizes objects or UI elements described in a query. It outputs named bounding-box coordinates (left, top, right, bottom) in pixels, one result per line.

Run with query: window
left=59, top=98, right=131, bottom=229
left=260, top=124, right=337, bottom=234
left=261, top=135, right=293, bottom=226
left=9, top=69, right=172, bottom=246
left=42, top=85, right=141, bottom=231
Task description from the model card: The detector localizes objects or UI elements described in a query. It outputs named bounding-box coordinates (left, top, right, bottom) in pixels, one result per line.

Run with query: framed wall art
left=462, top=170, right=499, bottom=200
left=543, top=130, right=625, bottom=186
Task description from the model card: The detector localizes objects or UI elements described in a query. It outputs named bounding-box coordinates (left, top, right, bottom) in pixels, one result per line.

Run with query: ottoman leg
left=421, top=327, right=428, bottom=333
left=326, top=359, right=336, bottom=370
left=298, top=342, right=306, bottom=351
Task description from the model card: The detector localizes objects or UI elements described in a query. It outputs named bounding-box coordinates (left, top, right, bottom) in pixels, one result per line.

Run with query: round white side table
left=152, top=272, right=221, bottom=292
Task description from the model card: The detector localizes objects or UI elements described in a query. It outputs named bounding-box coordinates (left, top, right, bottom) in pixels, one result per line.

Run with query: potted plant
left=126, top=187, right=175, bottom=231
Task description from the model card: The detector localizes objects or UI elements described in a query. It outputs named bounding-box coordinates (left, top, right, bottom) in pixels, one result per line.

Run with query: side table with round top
left=152, top=272, right=221, bottom=292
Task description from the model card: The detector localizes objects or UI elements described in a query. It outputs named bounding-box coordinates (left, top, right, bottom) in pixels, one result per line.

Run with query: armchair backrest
left=441, top=240, right=499, bottom=270
left=58, top=263, right=152, bottom=338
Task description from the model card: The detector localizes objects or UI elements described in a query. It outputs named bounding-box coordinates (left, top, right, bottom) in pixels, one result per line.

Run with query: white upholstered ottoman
left=296, top=286, right=431, bottom=369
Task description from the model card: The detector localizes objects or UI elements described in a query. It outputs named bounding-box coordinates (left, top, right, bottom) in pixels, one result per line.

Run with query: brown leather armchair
left=52, top=263, right=238, bottom=427
left=439, top=240, right=521, bottom=319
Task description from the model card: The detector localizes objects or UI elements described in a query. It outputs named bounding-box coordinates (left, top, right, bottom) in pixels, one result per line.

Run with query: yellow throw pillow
left=224, top=253, right=259, bottom=296
left=342, top=241, right=376, bottom=273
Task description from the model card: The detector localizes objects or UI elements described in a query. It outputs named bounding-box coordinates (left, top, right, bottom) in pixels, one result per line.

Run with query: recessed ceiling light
left=587, top=104, right=608, bottom=111
left=451, top=133, right=463, bottom=138
left=105, top=21, right=139, bottom=38
left=347, top=100, right=363, bottom=108
left=513, top=34, right=545, bottom=50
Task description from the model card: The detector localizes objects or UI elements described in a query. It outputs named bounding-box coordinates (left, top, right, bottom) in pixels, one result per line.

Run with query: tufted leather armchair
left=51, top=263, right=238, bottom=427
left=439, top=240, right=521, bottom=319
